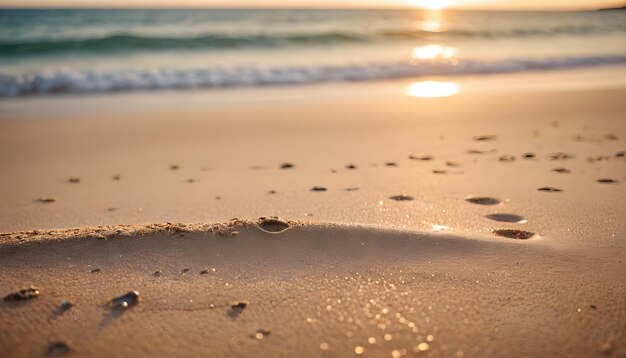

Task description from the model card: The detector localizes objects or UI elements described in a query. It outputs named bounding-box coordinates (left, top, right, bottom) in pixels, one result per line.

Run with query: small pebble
left=279, top=163, right=294, bottom=169
left=90, top=268, right=101, bottom=273
left=409, top=155, right=433, bottom=161
left=537, top=187, right=562, bottom=192
left=68, top=177, right=80, bottom=183
left=552, top=168, right=570, bottom=174
left=389, top=195, right=414, bottom=201
left=346, top=164, right=357, bottom=169
left=35, top=198, right=56, bottom=203
left=522, top=153, right=536, bottom=159
left=46, top=342, right=70, bottom=356
left=3, top=287, right=40, bottom=301
left=310, top=186, right=327, bottom=192
left=493, top=229, right=536, bottom=240
left=499, top=155, right=516, bottom=162
left=170, top=164, right=179, bottom=170
left=597, top=179, right=618, bottom=184
left=110, top=291, right=140, bottom=310
left=474, top=135, right=497, bottom=141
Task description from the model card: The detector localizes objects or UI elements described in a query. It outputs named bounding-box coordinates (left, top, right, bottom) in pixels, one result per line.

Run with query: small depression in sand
left=493, top=229, right=537, bottom=240
left=465, top=197, right=501, bottom=205
left=256, top=217, right=291, bottom=234
left=485, top=214, right=527, bottom=224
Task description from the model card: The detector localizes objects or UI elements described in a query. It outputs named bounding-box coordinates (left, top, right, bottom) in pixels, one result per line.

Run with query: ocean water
left=1, top=9, right=625, bottom=97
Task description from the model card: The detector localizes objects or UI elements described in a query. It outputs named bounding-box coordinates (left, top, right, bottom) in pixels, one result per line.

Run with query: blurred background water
left=1, top=9, right=625, bottom=96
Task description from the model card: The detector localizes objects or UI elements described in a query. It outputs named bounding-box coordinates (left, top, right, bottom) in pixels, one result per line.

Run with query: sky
left=0, top=0, right=624, bottom=10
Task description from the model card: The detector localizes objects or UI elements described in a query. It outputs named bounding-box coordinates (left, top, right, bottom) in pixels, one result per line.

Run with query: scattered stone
left=474, top=135, right=497, bottom=141
left=110, top=291, right=140, bottom=310
left=58, top=300, right=74, bottom=313
left=467, top=149, right=496, bottom=155
left=445, top=161, right=460, bottom=167
left=588, top=156, right=610, bottom=163
left=552, top=167, right=571, bottom=174
left=215, top=196, right=221, bottom=200
left=153, top=270, right=162, bottom=276
left=107, top=207, right=117, bottom=212
left=112, top=175, right=121, bottom=180
left=187, top=179, right=195, bottom=183
left=170, top=164, right=179, bottom=170
left=538, top=187, right=562, bottom=192
left=280, top=163, right=294, bottom=169
left=257, top=217, right=290, bottom=234
left=549, top=153, right=573, bottom=160
left=616, top=151, right=625, bottom=158
left=432, top=170, right=447, bottom=174
left=310, top=186, right=327, bottom=192
left=389, top=195, right=414, bottom=201
left=90, top=268, right=101, bottom=273
left=68, top=177, right=80, bottom=183
left=45, top=342, right=70, bottom=356
left=493, top=229, right=536, bottom=240
left=268, top=190, right=277, bottom=194
left=200, top=269, right=210, bottom=275
left=597, top=179, right=618, bottom=184
left=522, top=153, right=536, bottom=159
left=344, top=187, right=359, bottom=191
left=228, top=300, right=249, bottom=318
left=590, top=305, right=597, bottom=310
left=253, top=329, right=272, bottom=340
left=499, top=155, right=516, bottom=162
left=385, top=162, right=398, bottom=167
left=181, top=268, right=190, bottom=275
left=465, top=197, right=501, bottom=205
left=409, top=155, right=433, bottom=161
left=35, top=198, right=56, bottom=203
left=230, top=231, right=240, bottom=237
left=346, top=164, right=357, bottom=169
left=3, top=287, right=40, bottom=301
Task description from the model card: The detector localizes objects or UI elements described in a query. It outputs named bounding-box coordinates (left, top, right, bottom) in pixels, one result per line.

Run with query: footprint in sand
left=465, top=197, right=501, bottom=205
left=485, top=214, right=527, bottom=224
left=493, top=229, right=536, bottom=240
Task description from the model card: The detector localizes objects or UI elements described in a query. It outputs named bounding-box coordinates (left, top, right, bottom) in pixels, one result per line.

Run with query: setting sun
left=411, top=0, right=453, bottom=10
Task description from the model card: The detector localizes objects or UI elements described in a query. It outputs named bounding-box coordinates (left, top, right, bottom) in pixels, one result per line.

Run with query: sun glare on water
left=405, top=81, right=460, bottom=98
left=412, top=0, right=453, bottom=10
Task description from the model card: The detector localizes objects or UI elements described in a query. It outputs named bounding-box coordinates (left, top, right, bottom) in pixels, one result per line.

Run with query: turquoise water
left=1, top=9, right=625, bottom=96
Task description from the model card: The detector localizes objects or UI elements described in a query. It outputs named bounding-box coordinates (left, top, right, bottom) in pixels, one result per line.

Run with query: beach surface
left=1, top=72, right=625, bottom=357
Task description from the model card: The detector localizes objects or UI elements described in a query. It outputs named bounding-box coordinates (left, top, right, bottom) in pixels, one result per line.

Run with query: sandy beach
left=1, top=68, right=625, bottom=357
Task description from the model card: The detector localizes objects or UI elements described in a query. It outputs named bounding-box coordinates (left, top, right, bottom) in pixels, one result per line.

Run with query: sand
left=1, top=72, right=625, bottom=357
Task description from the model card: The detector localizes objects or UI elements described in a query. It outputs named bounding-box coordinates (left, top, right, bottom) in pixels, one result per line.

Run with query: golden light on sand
left=411, top=44, right=457, bottom=60
left=412, top=0, right=452, bottom=10
left=406, top=81, right=460, bottom=98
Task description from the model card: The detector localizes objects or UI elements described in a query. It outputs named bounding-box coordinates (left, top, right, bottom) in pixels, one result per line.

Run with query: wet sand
left=1, top=75, right=625, bottom=357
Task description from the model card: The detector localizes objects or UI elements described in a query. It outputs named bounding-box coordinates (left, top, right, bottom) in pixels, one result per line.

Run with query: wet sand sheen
left=0, top=220, right=623, bottom=357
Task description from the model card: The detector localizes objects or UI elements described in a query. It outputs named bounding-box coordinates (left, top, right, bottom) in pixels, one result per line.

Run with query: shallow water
left=1, top=9, right=625, bottom=96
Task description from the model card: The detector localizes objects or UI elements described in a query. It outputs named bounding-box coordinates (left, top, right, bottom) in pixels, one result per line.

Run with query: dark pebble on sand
left=200, top=269, right=210, bottom=275
left=385, top=162, right=398, bottom=167
left=90, top=268, right=101, bottom=273
left=493, top=229, right=536, bottom=240
left=280, top=163, right=294, bottom=169
left=344, top=187, right=359, bottom=191
left=389, top=195, right=414, bottom=201
left=45, top=342, right=70, bottom=356
left=3, top=287, right=40, bottom=301
left=153, top=270, right=162, bottom=276
left=538, top=187, right=562, bottom=192
left=465, top=197, right=501, bottom=205
left=597, top=179, right=618, bottom=184
left=310, top=186, right=327, bottom=192
left=616, top=151, right=625, bottom=158
left=35, top=198, right=56, bottom=203
left=110, top=291, right=140, bottom=310
left=170, top=164, right=179, bottom=170
left=187, top=179, right=195, bottom=183
left=485, top=213, right=526, bottom=223
left=604, top=134, right=618, bottom=141
left=257, top=217, right=290, bottom=233
left=268, top=190, right=277, bottom=194
left=552, top=168, right=570, bottom=174
left=346, top=164, right=357, bottom=169
left=499, top=155, right=516, bottom=162
left=549, top=153, right=573, bottom=160
left=68, top=177, right=80, bottom=183
left=432, top=170, right=447, bottom=174
left=474, top=135, right=497, bottom=141
left=522, top=153, right=536, bottom=159
left=58, top=300, right=74, bottom=313
left=181, top=268, right=190, bottom=275
left=446, top=161, right=460, bottom=167
left=112, top=175, right=121, bottom=180
left=409, top=155, right=433, bottom=161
